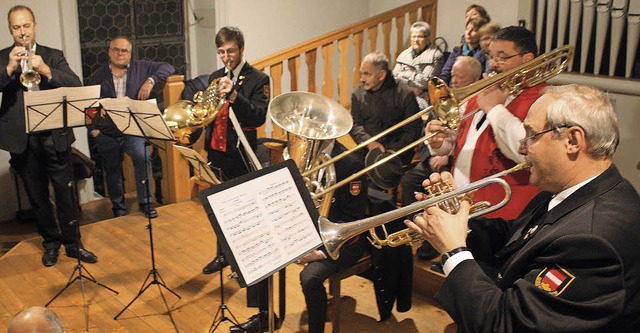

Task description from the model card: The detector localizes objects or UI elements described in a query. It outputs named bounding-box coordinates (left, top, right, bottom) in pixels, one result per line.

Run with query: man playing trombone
left=407, top=84, right=640, bottom=331
left=425, top=26, right=541, bottom=221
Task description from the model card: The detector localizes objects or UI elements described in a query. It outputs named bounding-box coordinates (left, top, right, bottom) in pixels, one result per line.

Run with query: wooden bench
left=327, top=254, right=372, bottom=333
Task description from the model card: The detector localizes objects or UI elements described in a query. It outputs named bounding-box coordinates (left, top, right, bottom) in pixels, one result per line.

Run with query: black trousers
left=300, top=238, right=366, bottom=333
left=10, top=134, right=79, bottom=250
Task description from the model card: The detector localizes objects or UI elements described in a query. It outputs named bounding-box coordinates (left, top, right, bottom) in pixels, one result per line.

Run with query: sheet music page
left=23, top=85, right=100, bottom=132
left=173, top=145, right=220, bottom=185
left=99, top=97, right=174, bottom=140
left=206, top=167, right=321, bottom=285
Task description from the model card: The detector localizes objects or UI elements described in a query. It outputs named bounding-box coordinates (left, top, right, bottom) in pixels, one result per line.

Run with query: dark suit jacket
left=0, top=44, right=81, bottom=154
left=204, top=62, right=269, bottom=155
left=437, top=165, right=640, bottom=332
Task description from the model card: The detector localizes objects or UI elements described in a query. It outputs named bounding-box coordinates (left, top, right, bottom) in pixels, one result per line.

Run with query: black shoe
left=229, top=311, right=280, bottom=333
left=203, top=256, right=228, bottom=274
left=42, top=248, right=59, bottom=267
left=140, top=204, right=158, bottom=219
left=430, top=261, right=444, bottom=274
left=416, top=242, right=440, bottom=260
left=114, top=210, right=126, bottom=218
left=65, top=247, right=98, bottom=263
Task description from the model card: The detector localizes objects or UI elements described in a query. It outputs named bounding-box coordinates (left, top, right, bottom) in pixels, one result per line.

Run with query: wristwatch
left=440, top=246, right=468, bottom=266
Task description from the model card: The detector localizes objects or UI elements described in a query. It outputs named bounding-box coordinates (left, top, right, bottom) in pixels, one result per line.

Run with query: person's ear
left=565, top=126, right=585, bottom=154
left=522, top=52, right=535, bottom=62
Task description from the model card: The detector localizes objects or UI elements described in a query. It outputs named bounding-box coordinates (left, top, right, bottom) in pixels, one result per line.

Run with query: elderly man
left=407, top=84, right=640, bottom=331
left=87, top=36, right=175, bottom=219
left=393, top=21, right=444, bottom=109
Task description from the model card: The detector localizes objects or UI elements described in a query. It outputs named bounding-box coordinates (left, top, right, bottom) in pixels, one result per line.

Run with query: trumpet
left=19, top=35, right=41, bottom=91
left=319, top=162, right=529, bottom=260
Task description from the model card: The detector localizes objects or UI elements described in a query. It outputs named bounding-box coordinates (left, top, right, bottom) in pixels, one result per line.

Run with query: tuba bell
left=268, top=92, right=353, bottom=216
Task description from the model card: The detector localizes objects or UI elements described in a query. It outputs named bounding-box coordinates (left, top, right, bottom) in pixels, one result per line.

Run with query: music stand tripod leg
left=46, top=180, right=118, bottom=331
left=209, top=267, right=241, bottom=332
left=114, top=136, right=181, bottom=320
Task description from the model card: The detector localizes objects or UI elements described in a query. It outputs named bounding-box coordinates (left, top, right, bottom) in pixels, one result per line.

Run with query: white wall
left=0, top=0, right=95, bottom=221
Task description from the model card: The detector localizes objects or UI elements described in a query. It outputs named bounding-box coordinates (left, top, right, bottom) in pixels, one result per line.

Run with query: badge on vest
left=263, top=85, right=270, bottom=97
left=534, top=265, right=575, bottom=296
left=349, top=181, right=361, bottom=196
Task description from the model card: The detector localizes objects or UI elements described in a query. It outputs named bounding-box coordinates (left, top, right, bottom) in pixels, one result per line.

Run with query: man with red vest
left=425, top=26, right=541, bottom=221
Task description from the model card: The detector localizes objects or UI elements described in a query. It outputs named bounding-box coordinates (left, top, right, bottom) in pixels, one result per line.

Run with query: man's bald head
left=7, top=306, right=63, bottom=333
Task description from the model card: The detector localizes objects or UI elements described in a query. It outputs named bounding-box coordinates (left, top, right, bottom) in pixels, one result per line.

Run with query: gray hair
left=543, top=84, right=619, bottom=158
left=410, top=21, right=431, bottom=37
left=453, top=56, right=482, bottom=81
left=362, top=52, right=389, bottom=71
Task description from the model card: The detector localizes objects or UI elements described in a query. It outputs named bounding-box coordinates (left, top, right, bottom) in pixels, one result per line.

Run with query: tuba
left=268, top=92, right=353, bottom=216
left=19, top=36, right=41, bottom=91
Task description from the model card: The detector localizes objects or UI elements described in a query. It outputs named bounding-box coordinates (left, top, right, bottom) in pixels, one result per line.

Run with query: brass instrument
left=299, top=45, right=574, bottom=200
left=320, top=162, right=529, bottom=259
left=19, top=36, right=41, bottom=91
left=163, top=63, right=232, bottom=146
left=268, top=92, right=352, bottom=214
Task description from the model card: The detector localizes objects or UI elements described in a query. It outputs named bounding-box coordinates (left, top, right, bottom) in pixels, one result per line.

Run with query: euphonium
left=164, top=63, right=233, bottom=146
left=320, top=162, right=529, bottom=259
left=19, top=36, right=41, bottom=91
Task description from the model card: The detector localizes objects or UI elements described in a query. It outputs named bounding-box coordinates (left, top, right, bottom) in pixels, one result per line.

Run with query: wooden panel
left=270, top=63, right=285, bottom=139
left=367, top=26, right=378, bottom=53
left=306, top=50, right=318, bottom=93
left=409, top=10, right=418, bottom=26
left=322, top=44, right=335, bottom=98
left=288, top=56, right=301, bottom=91
left=382, top=20, right=392, bottom=61
left=337, top=38, right=351, bottom=106
left=395, top=14, right=406, bottom=61
left=352, top=32, right=364, bottom=88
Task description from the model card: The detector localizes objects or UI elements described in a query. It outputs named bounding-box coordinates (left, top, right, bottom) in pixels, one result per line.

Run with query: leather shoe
left=229, top=311, right=280, bottom=333
left=140, top=204, right=158, bottom=219
left=42, top=248, right=59, bottom=267
left=416, top=242, right=440, bottom=260
left=65, top=247, right=98, bottom=263
left=203, top=256, right=228, bottom=274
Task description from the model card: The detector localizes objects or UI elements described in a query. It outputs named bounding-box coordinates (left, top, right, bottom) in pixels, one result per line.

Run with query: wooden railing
left=253, top=0, right=437, bottom=141
left=163, top=0, right=438, bottom=203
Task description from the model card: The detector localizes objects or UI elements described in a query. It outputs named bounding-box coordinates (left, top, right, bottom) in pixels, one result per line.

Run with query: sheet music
left=24, top=85, right=100, bottom=132
left=205, top=167, right=321, bottom=285
left=99, top=97, right=174, bottom=140
left=173, top=145, right=220, bottom=185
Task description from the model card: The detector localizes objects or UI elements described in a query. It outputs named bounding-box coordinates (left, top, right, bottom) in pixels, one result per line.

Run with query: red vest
left=452, top=84, right=546, bottom=220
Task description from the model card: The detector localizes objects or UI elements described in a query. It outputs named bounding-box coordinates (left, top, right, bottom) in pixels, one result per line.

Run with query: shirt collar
left=548, top=174, right=600, bottom=210
left=227, top=59, right=246, bottom=82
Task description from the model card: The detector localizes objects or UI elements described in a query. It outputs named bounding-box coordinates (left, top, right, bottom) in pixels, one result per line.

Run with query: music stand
left=199, top=160, right=322, bottom=332
left=96, top=97, right=182, bottom=322
left=23, top=86, right=119, bottom=330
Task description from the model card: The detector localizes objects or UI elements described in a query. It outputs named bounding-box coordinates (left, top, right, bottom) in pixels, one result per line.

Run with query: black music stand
left=173, top=145, right=240, bottom=332
left=199, top=160, right=322, bottom=333
left=23, top=86, right=119, bottom=331
left=96, top=97, right=182, bottom=323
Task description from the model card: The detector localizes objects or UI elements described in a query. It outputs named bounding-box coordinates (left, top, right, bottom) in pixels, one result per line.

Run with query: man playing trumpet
left=407, top=84, right=640, bottom=331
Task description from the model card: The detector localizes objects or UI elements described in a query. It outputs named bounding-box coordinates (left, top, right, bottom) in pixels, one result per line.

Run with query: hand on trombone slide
left=404, top=171, right=473, bottom=255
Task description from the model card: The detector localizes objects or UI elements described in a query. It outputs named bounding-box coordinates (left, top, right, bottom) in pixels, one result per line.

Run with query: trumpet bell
left=428, top=77, right=461, bottom=130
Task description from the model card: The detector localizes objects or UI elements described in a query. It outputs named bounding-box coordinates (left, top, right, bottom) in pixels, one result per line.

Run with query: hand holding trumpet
left=404, top=171, right=473, bottom=254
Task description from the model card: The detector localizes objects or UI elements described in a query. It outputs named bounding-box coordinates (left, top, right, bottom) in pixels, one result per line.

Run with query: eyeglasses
left=485, top=52, right=525, bottom=64
left=519, top=125, right=570, bottom=149
left=110, top=47, right=130, bottom=54
left=410, top=35, right=427, bottom=39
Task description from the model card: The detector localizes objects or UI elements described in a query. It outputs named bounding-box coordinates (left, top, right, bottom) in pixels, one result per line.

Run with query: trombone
left=303, top=45, right=574, bottom=200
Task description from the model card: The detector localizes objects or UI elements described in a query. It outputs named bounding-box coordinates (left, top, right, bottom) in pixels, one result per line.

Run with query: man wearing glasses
left=425, top=26, right=541, bottom=223
left=407, top=84, right=640, bottom=331
left=87, top=36, right=174, bottom=219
